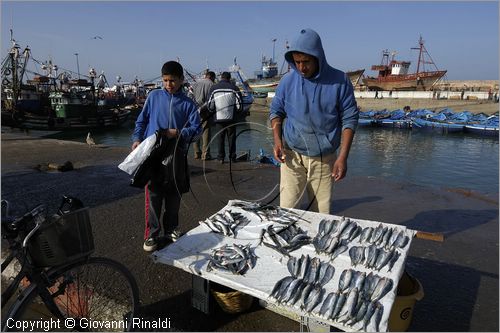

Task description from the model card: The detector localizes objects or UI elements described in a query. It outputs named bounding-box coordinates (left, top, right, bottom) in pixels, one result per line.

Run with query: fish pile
left=206, top=244, right=257, bottom=275
left=312, top=217, right=362, bottom=260
left=199, top=210, right=249, bottom=237
left=349, top=245, right=401, bottom=271
left=230, top=200, right=306, bottom=225
left=269, top=255, right=334, bottom=313
left=358, top=224, right=410, bottom=250
left=315, top=269, right=392, bottom=331
left=261, top=224, right=311, bottom=256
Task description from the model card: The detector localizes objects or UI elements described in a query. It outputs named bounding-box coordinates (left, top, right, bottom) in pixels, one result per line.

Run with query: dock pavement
left=1, top=129, right=498, bottom=331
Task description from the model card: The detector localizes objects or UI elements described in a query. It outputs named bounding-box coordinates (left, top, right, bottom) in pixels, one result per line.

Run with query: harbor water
left=47, top=112, right=499, bottom=196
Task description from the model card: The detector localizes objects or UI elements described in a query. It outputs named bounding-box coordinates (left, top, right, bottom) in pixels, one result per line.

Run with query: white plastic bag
left=118, top=133, right=157, bottom=175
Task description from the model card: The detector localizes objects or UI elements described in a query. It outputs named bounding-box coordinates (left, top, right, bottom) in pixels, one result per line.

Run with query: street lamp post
left=74, top=53, right=80, bottom=79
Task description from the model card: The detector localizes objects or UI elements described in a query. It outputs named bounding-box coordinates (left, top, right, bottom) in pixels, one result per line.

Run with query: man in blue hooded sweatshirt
left=270, top=28, right=358, bottom=214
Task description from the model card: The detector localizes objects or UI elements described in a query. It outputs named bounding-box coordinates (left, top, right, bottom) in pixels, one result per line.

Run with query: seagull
left=86, top=132, right=96, bottom=147
left=91, top=36, right=103, bottom=40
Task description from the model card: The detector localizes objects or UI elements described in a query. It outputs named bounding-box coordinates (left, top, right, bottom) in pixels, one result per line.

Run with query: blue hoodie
left=270, top=28, right=358, bottom=157
left=132, top=88, right=201, bottom=149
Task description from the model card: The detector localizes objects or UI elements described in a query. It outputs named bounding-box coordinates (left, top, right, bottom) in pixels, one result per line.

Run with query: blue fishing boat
left=374, top=109, right=412, bottom=129
left=464, top=115, right=499, bottom=137
left=411, top=117, right=464, bottom=133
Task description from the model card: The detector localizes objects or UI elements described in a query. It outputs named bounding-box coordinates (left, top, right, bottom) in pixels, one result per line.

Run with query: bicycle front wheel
left=3, top=257, right=139, bottom=332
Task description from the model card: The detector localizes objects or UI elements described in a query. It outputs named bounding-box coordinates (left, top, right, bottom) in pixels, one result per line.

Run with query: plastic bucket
left=388, top=271, right=424, bottom=332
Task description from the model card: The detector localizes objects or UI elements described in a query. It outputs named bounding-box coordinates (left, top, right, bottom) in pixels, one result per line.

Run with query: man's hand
left=273, top=140, right=286, bottom=163
left=332, top=157, right=347, bottom=182
left=131, top=141, right=140, bottom=151
left=271, top=117, right=285, bottom=162
left=162, top=129, right=179, bottom=139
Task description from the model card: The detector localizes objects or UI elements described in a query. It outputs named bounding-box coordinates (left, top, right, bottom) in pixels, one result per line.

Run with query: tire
left=3, top=257, right=139, bottom=332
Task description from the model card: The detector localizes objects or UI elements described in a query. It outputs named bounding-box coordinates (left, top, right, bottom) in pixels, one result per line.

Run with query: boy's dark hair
left=221, top=72, right=231, bottom=80
left=161, top=61, right=184, bottom=77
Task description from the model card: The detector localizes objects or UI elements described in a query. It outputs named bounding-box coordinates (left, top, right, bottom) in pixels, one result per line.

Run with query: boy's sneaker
left=143, top=238, right=157, bottom=252
left=166, top=230, right=184, bottom=242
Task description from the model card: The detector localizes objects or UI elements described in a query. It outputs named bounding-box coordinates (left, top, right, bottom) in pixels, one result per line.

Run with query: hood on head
left=285, top=28, right=327, bottom=79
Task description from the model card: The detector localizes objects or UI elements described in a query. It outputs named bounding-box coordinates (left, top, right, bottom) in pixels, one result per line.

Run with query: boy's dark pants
left=144, top=180, right=181, bottom=240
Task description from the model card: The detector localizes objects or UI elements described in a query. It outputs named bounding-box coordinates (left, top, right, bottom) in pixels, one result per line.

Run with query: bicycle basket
left=28, top=207, right=95, bottom=267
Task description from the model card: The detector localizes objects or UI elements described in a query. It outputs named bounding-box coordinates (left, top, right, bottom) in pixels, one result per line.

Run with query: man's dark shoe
left=194, top=153, right=201, bottom=159
left=143, top=238, right=158, bottom=252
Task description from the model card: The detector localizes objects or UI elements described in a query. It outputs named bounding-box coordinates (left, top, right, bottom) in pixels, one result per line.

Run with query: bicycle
left=1, top=195, right=140, bottom=332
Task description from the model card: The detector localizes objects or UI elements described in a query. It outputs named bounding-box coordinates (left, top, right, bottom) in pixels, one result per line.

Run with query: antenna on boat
left=271, top=38, right=277, bottom=62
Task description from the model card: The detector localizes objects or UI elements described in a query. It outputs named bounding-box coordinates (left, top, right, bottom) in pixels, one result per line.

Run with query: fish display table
left=152, top=200, right=416, bottom=332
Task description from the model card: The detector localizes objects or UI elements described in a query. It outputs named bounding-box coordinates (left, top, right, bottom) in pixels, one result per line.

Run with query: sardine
left=359, top=227, right=373, bottom=243
left=318, top=262, right=335, bottom=286
left=319, top=292, right=336, bottom=319
left=338, top=269, right=353, bottom=293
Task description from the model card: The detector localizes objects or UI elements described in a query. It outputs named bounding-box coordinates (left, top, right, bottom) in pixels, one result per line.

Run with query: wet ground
left=1, top=130, right=498, bottom=331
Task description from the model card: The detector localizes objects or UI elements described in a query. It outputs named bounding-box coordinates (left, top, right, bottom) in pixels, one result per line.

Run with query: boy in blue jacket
left=270, top=28, right=359, bottom=214
left=132, top=61, right=201, bottom=251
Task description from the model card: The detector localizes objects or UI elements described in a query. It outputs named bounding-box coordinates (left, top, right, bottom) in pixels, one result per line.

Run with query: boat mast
left=411, top=36, right=441, bottom=74
left=412, top=36, right=424, bottom=74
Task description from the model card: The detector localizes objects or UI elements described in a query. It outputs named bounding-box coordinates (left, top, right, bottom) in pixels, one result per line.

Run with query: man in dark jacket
left=207, top=72, right=242, bottom=163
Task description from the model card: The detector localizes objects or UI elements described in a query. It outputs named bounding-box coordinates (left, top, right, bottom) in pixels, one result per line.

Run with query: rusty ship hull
left=363, top=70, right=447, bottom=91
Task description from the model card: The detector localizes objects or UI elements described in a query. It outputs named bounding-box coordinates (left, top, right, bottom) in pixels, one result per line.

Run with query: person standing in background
left=191, top=71, right=216, bottom=160
left=207, top=72, right=242, bottom=164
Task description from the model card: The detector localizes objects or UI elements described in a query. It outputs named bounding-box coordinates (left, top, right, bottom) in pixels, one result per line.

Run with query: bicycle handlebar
left=21, top=209, right=45, bottom=248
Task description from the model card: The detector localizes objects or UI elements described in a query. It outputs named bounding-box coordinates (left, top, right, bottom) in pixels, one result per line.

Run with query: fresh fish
left=318, top=262, right=335, bottom=286
left=381, top=227, right=393, bottom=248
left=338, top=269, right=353, bottom=293
left=289, top=280, right=308, bottom=305
left=330, top=291, right=346, bottom=321
left=306, top=257, right=321, bottom=284
left=319, top=292, right=336, bottom=319
left=370, top=223, right=384, bottom=244
left=371, top=277, right=393, bottom=301
left=375, top=227, right=388, bottom=246
left=366, top=246, right=379, bottom=269
left=349, top=246, right=365, bottom=267
left=348, top=225, right=362, bottom=242
left=287, top=257, right=297, bottom=277
left=387, top=251, right=401, bottom=272
left=337, top=287, right=358, bottom=322
left=368, top=302, right=384, bottom=332
left=299, top=283, right=314, bottom=308
left=374, top=249, right=392, bottom=271
left=275, top=276, right=295, bottom=300
left=330, top=243, right=348, bottom=261
left=348, top=299, right=368, bottom=325
left=359, top=227, right=373, bottom=243
left=352, top=271, right=367, bottom=292
left=394, top=231, right=410, bottom=249
left=281, top=278, right=304, bottom=304
left=362, top=301, right=377, bottom=331
left=305, top=286, right=325, bottom=313
left=299, top=254, right=311, bottom=280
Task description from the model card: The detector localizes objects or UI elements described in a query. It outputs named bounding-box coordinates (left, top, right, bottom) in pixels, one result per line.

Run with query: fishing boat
left=362, top=36, right=447, bottom=91
left=464, top=115, right=499, bottom=137
left=1, top=33, right=130, bottom=130
left=411, top=117, right=464, bottom=133
left=247, top=39, right=287, bottom=95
